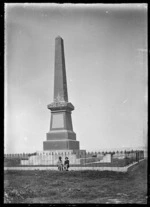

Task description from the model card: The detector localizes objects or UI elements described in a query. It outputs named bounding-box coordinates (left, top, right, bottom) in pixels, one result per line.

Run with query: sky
left=5, top=3, right=147, bottom=153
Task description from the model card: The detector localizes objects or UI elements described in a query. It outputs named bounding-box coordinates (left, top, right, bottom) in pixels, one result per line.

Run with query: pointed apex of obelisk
left=56, top=35, right=63, bottom=40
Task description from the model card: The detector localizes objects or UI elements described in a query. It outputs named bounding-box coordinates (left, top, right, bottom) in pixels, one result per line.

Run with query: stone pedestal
left=43, top=102, right=80, bottom=150
left=43, top=140, right=79, bottom=150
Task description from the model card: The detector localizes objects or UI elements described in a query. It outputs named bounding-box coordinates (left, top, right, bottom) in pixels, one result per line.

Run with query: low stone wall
left=4, top=150, right=144, bottom=167
left=21, top=153, right=81, bottom=165
left=4, top=159, right=145, bottom=172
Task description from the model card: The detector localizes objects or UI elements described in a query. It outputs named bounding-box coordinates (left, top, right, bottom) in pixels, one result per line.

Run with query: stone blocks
left=43, top=140, right=79, bottom=150
left=46, top=131, right=76, bottom=140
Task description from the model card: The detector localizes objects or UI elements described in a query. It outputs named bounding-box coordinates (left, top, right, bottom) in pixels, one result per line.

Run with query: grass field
left=4, top=159, right=147, bottom=204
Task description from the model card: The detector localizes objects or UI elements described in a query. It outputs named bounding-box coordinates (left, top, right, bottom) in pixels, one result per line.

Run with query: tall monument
left=43, top=36, right=80, bottom=151
left=21, top=36, right=85, bottom=165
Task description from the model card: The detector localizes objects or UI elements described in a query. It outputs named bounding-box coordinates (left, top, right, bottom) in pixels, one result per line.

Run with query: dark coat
left=64, top=159, right=69, bottom=167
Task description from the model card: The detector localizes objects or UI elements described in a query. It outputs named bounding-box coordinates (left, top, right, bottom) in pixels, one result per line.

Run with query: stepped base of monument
left=46, top=130, right=76, bottom=140
left=43, top=139, right=79, bottom=150
left=21, top=150, right=86, bottom=165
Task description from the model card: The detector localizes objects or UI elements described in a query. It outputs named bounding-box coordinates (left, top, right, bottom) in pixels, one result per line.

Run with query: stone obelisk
left=43, top=36, right=80, bottom=151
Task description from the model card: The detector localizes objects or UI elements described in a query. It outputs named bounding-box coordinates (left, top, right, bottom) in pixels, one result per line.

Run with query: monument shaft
left=43, top=36, right=79, bottom=151
left=54, top=37, right=68, bottom=102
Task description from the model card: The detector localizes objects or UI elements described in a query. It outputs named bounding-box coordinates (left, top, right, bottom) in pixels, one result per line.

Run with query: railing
left=4, top=150, right=144, bottom=169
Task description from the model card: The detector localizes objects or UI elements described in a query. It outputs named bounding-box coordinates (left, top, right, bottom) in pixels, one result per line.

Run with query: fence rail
left=4, top=150, right=144, bottom=169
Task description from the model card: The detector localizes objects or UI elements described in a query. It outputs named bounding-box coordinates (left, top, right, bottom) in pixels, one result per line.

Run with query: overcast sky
left=5, top=3, right=147, bottom=153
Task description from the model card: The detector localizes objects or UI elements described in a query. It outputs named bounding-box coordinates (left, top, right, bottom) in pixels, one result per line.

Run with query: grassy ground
left=4, top=159, right=147, bottom=204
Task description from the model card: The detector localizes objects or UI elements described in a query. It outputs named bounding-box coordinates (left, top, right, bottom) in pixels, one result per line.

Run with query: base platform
left=43, top=140, right=79, bottom=150
left=21, top=149, right=86, bottom=165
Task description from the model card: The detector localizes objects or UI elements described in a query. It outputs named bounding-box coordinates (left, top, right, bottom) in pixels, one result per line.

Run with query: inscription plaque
left=52, top=114, right=64, bottom=128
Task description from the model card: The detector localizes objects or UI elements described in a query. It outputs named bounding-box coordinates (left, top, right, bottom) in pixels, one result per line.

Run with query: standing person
left=57, top=156, right=63, bottom=171
left=64, top=157, right=69, bottom=171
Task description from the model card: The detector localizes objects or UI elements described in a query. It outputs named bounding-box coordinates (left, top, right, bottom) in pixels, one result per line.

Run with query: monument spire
left=43, top=36, right=80, bottom=151
left=54, top=36, right=68, bottom=102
